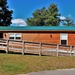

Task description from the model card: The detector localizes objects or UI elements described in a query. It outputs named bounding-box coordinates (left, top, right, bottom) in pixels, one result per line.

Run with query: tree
left=45, top=3, right=60, bottom=26
left=0, top=0, right=13, bottom=26
left=62, top=17, right=75, bottom=26
left=26, top=3, right=60, bottom=26
left=27, top=7, right=47, bottom=26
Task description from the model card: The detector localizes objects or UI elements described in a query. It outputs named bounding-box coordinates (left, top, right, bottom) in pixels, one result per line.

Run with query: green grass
left=0, top=54, right=75, bottom=75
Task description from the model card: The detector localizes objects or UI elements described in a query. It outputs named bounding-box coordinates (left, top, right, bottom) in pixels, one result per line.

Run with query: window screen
left=61, top=40, right=67, bottom=45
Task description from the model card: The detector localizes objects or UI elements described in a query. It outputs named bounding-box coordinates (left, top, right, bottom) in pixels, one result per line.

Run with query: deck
left=0, top=39, right=75, bottom=57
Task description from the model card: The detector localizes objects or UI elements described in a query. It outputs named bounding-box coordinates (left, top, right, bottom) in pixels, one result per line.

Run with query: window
left=60, top=34, right=68, bottom=45
left=9, top=33, right=21, bottom=40
left=9, top=33, right=14, bottom=40
left=15, top=34, right=21, bottom=40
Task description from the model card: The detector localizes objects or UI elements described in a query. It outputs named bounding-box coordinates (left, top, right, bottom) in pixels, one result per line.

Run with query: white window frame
left=9, top=33, right=22, bottom=40
left=60, top=33, right=68, bottom=45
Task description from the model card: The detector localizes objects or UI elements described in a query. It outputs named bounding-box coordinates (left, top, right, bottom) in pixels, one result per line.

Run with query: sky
left=7, top=0, right=75, bottom=26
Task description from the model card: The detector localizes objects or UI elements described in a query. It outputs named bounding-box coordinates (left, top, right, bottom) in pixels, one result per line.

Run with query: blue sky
left=7, top=0, right=75, bottom=26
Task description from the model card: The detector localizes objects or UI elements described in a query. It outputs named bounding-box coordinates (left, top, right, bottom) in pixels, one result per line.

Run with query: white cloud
left=60, top=16, right=66, bottom=20
left=11, top=19, right=27, bottom=26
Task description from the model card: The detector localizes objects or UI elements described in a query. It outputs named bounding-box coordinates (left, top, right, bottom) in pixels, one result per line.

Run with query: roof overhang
left=0, top=30, right=75, bottom=33
left=0, top=26, right=75, bottom=33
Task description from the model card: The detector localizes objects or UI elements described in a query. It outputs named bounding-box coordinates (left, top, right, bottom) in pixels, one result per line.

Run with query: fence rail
left=0, top=39, right=75, bottom=57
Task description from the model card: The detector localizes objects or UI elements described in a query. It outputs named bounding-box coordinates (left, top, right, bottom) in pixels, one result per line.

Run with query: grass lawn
left=0, top=53, right=75, bottom=75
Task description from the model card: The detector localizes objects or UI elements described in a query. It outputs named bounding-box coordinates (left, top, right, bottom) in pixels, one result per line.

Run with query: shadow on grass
left=0, top=50, right=6, bottom=53
left=0, top=50, right=52, bottom=57
left=10, top=52, right=40, bottom=56
left=0, top=50, right=40, bottom=56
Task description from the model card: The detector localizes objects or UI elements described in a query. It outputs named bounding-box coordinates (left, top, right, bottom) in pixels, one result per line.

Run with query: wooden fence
left=0, top=39, right=75, bottom=57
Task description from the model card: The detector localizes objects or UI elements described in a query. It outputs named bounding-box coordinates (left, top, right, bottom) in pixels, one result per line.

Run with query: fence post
left=22, top=41, right=25, bottom=55
left=56, top=44, right=59, bottom=57
left=70, top=46, right=72, bottom=57
left=25, top=42, right=27, bottom=53
left=74, top=47, right=75, bottom=56
left=6, top=40, right=9, bottom=54
left=39, top=43, right=42, bottom=56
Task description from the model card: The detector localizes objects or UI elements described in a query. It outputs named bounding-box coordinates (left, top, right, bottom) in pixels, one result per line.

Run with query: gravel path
left=18, top=68, right=75, bottom=75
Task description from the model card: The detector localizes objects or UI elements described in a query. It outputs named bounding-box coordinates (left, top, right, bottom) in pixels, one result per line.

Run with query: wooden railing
left=0, top=39, right=75, bottom=57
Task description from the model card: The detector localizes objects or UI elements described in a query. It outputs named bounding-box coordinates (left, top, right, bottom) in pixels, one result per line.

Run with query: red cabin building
left=1, top=26, right=75, bottom=46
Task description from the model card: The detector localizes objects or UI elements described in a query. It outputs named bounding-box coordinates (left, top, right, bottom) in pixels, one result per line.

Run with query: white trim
left=60, top=33, right=68, bottom=45
left=15, top=33, right=21, bottom=37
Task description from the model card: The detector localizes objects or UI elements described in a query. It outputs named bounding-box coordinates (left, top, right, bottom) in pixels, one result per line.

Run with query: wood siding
left=3, top=33, right=9, bottom=39
left=22, top=33, right=60, bottom=44
left=3, top=33, right=75, bottom=46
left=68, top=34, right=75, bottom=46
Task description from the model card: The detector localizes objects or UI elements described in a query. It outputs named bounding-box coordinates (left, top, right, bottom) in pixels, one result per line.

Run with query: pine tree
left=26, top=3, right=60, bottom=26
left=62, top=17, right=75, bottom=26
left=45, top=3, right=60, bottom=26
left=0, top=0, right=13, bottom=26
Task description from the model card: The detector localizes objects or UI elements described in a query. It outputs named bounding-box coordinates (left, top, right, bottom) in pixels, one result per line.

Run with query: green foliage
left=62, top=17, right=75, bottom=26
left=26, top=3, right=60, bottom=26
left=0, top=0, right=13, bottom=26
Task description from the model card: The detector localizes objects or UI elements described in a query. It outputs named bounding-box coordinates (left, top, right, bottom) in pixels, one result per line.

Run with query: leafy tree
left=0, top=0, right=13, bottom=26
left=62, top=17, right=75, bottom=26
left=26, top=3, right=60, bottom=26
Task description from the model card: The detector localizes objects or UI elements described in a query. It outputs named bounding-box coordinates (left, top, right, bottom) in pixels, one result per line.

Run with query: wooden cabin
left=0, top=26, right=75, bottom=46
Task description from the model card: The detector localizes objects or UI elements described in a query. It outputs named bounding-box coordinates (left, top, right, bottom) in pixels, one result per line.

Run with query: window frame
left=15, top=33, right=21, bottom=40
left=9, top=33, right=22, bottom=40
left=60, top=33, right=68, bottom=45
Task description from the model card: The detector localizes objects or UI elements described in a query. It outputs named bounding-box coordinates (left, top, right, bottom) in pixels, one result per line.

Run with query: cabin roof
left=0, top=26, right=75, bottom=30
left=0, top=26, right=75, bottom=33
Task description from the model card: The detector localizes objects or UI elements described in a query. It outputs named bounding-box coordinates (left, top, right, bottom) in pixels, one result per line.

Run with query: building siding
left=3, top=33, right=75, bottom=46
left=68, top=34, right=75, bottom=46
left=3, top=33, right=9, bottom=39
left=22, top=33, right=60, bottom=44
